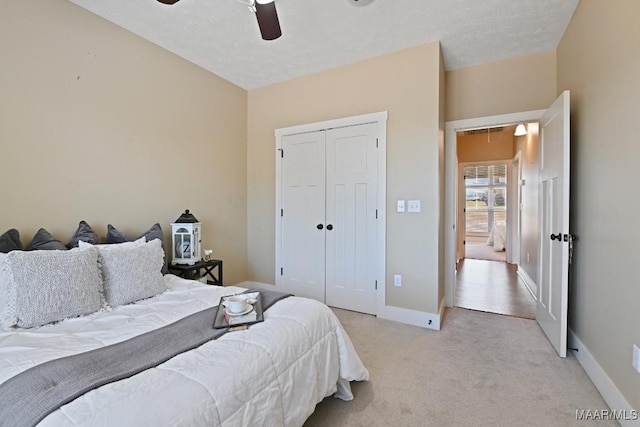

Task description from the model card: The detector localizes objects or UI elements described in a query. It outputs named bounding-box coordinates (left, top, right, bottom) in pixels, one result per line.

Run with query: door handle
left=317, top=224, right=323, bottom=230
left=326, top=224, right=333, bottom=231
left=550, top=233, right=562, bottom=241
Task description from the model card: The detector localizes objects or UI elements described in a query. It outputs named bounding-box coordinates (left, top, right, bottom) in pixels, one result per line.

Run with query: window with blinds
left=464, top=164, right=507, bottom=235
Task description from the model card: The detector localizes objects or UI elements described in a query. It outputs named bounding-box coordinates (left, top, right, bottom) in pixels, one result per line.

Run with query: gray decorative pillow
left=67, top=220, right=99, bottom=249
left=106, top=223, right=168, bottom=274
left=99, top=238, right=166, bottom=307
left=26, top=228, right=67, bottom=251
left=5, top=247, right=103, bottom=328
left=0, top=229, right=22, bottom=253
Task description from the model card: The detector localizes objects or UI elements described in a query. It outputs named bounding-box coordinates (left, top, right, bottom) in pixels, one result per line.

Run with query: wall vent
left=462, top=127, right=505, bottom=136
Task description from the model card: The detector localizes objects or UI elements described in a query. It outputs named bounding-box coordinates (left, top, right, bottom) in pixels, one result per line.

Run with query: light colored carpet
left=305, top=308, right=615, bottom=427
left=465, top=235, right=506, bottom=262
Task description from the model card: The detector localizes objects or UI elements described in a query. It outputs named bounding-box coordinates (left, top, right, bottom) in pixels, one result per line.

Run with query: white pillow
left=99, top=239, right=166, bottom=307
left=4, top=247, right=103, bottom=329
left=0, top=253, right=15, bottom=330
left=78, top=236, right=146, bottom=250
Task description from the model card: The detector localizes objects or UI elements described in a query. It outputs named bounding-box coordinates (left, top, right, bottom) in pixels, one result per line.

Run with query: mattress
left=0, top=275, right=369, bottom=426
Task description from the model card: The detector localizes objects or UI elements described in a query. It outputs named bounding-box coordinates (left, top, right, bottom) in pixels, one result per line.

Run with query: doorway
left=462, top=162, right=508, bottom=262
left=447, top=120, right=540, bottom=319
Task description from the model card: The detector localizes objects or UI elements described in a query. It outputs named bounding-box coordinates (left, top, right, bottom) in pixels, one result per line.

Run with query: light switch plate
left=408, top=200, right=421, bottom=212
left=393, top=274, right=402, bottom=287
left=397, top=200, right=405, bottom=212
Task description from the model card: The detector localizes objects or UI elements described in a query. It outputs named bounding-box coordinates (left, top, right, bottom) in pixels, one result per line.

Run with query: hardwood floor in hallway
left=455, top=258, right=537, bottom=319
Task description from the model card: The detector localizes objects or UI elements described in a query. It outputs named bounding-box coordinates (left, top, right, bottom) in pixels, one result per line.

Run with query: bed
left=0, top=250, right=369, bottom=426
left=486, top=220, right=507, bottom=252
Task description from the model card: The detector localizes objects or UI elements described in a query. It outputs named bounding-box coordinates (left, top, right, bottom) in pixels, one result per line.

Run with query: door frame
left=508, top=151, right=522, bottom=265
left=274, top=111, right=388, bottom=315
left=445, top=110, right=545, bottom=307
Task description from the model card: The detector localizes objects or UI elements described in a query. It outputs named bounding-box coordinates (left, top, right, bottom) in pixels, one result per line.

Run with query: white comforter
left=0, top=275, right=369, bottom=426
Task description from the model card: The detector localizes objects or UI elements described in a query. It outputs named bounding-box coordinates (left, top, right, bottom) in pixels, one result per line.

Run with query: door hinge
left=463, top=240, right=466, bottom=245
left=375, top=209, right=378, bottom=219
left=463, top=208, right=466, bottom=213
left=277, top=148, right=283, bottom=158
left=281, top=208, right=283, bottom=217
left=376, top=138, right=379, bottom=148
left=375, top=280, right=378, bottom=290
left=280, top=267, right=283, bottom=276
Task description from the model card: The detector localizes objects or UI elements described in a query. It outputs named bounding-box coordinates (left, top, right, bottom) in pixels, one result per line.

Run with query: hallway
left=455, top=258, right=536, bottom=319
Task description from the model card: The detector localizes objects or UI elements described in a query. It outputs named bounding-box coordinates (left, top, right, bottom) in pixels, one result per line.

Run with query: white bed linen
left=486, top=220, right=506, bottom=252
left=0, top=275, right=369, bottom=426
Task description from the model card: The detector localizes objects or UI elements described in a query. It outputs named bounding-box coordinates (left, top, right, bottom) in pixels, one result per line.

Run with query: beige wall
left=557, top=0, right=640, bottom=410
left=247, top=43, right=444, bottom=313
left=446, top=51, right=557, bottom=122
left=0, top=0, right=248, bottom=284
left=456, top=128, right=516, bottom=163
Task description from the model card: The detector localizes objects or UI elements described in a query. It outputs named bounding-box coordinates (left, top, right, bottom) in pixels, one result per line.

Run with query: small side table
left=168, top=259, right=223, bottom=286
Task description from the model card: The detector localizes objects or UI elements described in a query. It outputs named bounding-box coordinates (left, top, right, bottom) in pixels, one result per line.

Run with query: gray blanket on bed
left=0, top=288, right=292, bottom=427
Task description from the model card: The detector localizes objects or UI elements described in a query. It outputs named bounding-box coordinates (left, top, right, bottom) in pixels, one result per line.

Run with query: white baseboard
left=516, top=266, right=537, bottom=301
left=568, top=329, right=640, bottom=426
left=235, top=281, right=277, bottom=290
left=240, top=281, right=443, bottom=330
left=378, top=299, right=443, bottom=331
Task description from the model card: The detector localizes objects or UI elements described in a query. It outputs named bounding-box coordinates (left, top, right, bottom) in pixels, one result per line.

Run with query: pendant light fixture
left=514, top=124, right=527, bottom=136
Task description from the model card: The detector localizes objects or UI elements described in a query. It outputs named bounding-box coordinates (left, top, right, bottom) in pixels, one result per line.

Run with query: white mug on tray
left=225, top=296, right=246, bottom=314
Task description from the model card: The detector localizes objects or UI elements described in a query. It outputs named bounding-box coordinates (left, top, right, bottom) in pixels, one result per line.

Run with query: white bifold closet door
left=281, top=122, right=378, bottom=315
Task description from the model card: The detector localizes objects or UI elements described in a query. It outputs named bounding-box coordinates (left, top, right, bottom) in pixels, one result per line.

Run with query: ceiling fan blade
left=255, top=1, right=282, bottom=41
left=157, top=0, right=181, bottom=4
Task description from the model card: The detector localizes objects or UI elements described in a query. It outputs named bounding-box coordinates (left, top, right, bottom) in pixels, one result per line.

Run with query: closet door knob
left=326, top=224, right=333, bottom=231
left=317, top=224, right=324, bottom=230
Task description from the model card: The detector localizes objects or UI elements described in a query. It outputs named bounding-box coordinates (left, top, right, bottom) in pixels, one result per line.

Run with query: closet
left=277, top=121, right=380, bottom=315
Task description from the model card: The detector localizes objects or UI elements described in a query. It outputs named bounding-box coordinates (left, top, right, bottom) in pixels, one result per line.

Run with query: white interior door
left=281, top=131, right=326, bottom=302
left=325, top=123, right=378, bottom=314
left=537, top=90, right=570, bottom=358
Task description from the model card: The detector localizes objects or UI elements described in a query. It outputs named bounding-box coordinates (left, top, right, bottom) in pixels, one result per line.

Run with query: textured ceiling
left=68, top=0, right=579, bottom=90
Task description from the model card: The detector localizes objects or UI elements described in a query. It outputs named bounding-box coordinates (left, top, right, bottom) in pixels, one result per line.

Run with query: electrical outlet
left=394, top=274, right=402, bottom=287
left=397, top=200, right=405, bottom=212
left=633, top=345, right=640, bottom=373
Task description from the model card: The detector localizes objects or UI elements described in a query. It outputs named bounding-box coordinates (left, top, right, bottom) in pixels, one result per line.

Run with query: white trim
left=274, top=111, right=388, bottom=138
left=377, top=297, right=445, bottom=331
left=568, top=330, right=640, bottom=426
left=235, top=281, right=277, bottom=290
left=516, top=266, right=537, bottom=301
left=376, top=116, right=388, bottom=317
left=444, top=110, right=546, bottom=308
left=274, top=111, right=388, bottom=315
left=275, top=131, right=283, bottom=291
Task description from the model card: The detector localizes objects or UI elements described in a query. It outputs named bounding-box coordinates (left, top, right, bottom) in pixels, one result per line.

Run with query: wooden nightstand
left=168, top=259, right=223, bottom=286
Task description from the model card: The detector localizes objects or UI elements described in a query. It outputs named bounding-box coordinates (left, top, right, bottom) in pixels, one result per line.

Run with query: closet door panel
left=325, top=123, right=378, bottom=314
left=281, top=131, right=326, bottom=302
